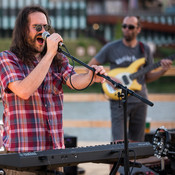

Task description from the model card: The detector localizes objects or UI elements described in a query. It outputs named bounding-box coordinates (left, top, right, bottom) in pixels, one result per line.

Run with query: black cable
left=128, top=149, right=137, bottom=175
left=61, top=45, right=95, bottom=91
left=110, top=151, right=124, bottom=175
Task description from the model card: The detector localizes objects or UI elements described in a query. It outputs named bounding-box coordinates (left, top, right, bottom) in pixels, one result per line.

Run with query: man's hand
left=46, top=33, right=63, bottom=58
left=107, top=77, right=122, bottom=89
left=160, top=59, right=172, bottom=72
left=90, top=65, right=107, bottom=83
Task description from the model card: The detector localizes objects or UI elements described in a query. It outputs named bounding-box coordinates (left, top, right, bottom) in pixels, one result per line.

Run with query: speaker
left=64, top=134, right=77, bottom=148
left=64, top=134, right=78, bottom=175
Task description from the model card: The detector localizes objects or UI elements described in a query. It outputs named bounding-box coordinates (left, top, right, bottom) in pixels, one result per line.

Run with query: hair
left=123, top=15, right=141, bottom=27
left=135, top=16, right=141, bottom=27
left=10, top=5, right=62, bottom=68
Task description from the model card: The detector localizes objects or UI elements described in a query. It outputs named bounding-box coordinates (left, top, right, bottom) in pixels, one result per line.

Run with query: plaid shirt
left=0, top=50, right=75, bottom=152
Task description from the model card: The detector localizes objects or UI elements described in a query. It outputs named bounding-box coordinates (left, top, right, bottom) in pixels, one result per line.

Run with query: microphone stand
left=58, top=47, right=154, bottom=175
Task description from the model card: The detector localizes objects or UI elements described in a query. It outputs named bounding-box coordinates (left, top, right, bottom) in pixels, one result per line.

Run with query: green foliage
left=0, top=37, right=174, bottom=94
left=63, top=83, right=102, bottom=93
left=154, top=47, right=175, bottom=66
left=155, top=46, right=175, bottom=57
left=0, top=37, right=102, bottom=61
left=147, top=76, right=175, bottom=93
left=115, top=22, right=123, bottom=40
left=64, top=37, right=103, bottom=64
left=63, top=76, right=175, bottom=94
left=0, top=38, right=12, bottom=51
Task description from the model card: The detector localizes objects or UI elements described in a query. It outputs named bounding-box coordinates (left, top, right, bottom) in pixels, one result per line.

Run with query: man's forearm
left=8, top=53, right=54, bottom=99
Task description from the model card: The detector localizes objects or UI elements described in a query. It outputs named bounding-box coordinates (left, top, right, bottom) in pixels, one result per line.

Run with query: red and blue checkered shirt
left=0, top=50, right=75, bottom=152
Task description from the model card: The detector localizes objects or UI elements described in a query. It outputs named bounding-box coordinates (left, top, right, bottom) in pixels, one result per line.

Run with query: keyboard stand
left=110, top=155, right=142, bottom=175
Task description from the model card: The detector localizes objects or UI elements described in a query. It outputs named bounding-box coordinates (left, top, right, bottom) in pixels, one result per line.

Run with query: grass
left=0, top=38, right=12, bottom=52
left=0, top=37, right=175, bottom=93
left=147, top=76, right=175, bottom=93
left=0, top=37, right=103, bottom=64
left=62, top=76, right=175, bottom=94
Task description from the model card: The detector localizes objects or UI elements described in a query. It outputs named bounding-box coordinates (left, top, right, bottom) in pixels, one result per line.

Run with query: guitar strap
left=139, top=41, right=144, bottom=54
left=139, top=41, right=148, bottom=65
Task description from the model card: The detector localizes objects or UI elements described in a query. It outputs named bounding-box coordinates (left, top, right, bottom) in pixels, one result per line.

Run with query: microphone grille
left=42, top=31, right=50, bottom=40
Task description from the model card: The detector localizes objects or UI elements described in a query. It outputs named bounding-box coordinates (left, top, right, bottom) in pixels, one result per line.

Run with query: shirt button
left=45, top=104, right=47, bottom=107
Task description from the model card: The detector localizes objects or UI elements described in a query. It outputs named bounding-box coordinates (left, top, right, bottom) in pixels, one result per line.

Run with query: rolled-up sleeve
left=0, top=51, right=25, bottom=93
left=60, top=54, right=76, bottom=84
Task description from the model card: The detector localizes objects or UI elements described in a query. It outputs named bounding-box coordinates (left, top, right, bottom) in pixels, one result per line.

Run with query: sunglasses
left=122, top=24, right=137, bottom=30
left=33, top=24, right=51, bottom=32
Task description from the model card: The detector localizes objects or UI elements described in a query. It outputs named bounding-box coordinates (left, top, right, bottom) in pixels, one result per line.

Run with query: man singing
left=0, top=5, right=106, bottom=175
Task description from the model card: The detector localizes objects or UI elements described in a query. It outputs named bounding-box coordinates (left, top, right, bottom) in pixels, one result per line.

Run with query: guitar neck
left=130, top=61, right=161, bottom=80
left=130, top=54, right=175, bottom=80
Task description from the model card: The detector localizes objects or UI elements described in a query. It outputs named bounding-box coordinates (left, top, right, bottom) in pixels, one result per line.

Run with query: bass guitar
left=102, top=54, right=175, bottom=100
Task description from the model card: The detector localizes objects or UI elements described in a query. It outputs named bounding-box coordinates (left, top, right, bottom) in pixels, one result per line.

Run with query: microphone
left=42, top=31, right=64, bottom=47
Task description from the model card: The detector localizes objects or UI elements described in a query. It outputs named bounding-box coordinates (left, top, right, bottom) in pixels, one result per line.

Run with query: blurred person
left=0, top=5, right=107, bottom=175
left=89, top=16, right=172, bottom=175
left=89, top=16, right=172, bottom=144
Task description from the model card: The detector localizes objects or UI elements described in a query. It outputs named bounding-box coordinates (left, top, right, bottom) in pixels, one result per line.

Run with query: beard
left=123, top=32, right=136, bottom=42
left=27, top=34, right=44, bottom=54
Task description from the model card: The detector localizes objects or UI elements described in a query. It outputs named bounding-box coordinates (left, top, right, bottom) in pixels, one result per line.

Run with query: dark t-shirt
left=95, top=40, right=153, bottom=103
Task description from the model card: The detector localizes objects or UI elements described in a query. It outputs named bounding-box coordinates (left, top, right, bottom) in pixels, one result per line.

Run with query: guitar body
left=102, top=58, right=146, bottom=100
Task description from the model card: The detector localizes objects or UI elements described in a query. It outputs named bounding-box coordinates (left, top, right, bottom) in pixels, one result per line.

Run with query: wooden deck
left=64, top=93, right=175, bottom=130
left=63, top=66, right=175, bottom=130
left=63, top=120, right=175, bottom=130
left=74, top=66, right=175, bottom=76
left=64, top=93, right=175, bottom=102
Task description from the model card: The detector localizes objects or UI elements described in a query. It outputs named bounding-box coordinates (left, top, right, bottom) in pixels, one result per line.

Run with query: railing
left=0, top=66, right=174, bottom=131
left=63, top=120, right=175, bottom=131
left=63, top=92, right=175, bottom=131
left=64, top=66, right=175, bottom=131
left=74, top=66, right=175, bottom=76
